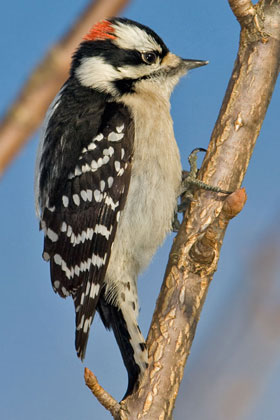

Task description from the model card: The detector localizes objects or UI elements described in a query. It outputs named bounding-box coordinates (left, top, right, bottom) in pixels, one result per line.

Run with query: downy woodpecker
left=35, top=17, right=207, bottom=397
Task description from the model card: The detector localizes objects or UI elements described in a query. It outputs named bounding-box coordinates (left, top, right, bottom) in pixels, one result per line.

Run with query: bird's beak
left=161, top=53, right=208, bottom=81
left=182, top=59, right=209, bottom=70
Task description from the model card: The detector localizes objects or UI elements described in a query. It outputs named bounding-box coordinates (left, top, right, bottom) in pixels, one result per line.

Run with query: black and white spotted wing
left=38, top=90, right=134, bottom=360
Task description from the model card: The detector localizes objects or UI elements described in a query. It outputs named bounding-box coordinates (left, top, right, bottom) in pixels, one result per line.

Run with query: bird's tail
left=97, top=295, right=148, bottom=398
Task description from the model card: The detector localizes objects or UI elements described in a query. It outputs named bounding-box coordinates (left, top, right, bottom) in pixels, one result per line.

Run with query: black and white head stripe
left=71, top=18, right=170, bottom=96
left=36, top=80, right=134, bottom=359
left=110, top=18, right=167, bottom=54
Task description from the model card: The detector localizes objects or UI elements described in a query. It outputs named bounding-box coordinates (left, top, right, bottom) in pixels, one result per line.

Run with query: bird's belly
left=106, top=148, right=181, bottom=290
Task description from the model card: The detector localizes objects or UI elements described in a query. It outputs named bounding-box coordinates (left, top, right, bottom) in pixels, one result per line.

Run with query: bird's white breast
left=105, top=91, right=181, bottom=299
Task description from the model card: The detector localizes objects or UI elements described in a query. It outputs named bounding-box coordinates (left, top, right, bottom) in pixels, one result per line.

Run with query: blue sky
left=1, top=1, right=280, bottom=419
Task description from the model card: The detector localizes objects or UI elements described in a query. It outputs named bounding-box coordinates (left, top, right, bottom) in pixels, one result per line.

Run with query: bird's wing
left=38, top=98, right=134, bottom=359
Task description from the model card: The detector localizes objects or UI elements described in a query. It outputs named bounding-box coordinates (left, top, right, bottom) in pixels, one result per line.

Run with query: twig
left=0, top=0, right=130, bottom=175
left=84, top=367, right=121, bottom=418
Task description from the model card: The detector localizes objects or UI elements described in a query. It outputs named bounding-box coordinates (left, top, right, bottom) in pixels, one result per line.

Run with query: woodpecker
left=35, top=17, right=207, bottom=397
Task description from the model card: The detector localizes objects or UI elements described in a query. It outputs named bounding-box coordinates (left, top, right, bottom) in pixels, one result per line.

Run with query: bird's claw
left=172, top=148, right=232, bottom=232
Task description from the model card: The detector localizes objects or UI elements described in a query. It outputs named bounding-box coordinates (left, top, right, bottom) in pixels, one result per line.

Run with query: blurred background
left=1, top=1, right=280, bottom=419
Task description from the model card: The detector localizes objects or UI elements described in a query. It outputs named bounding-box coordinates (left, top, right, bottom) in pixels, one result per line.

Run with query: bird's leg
left=172, top=148, right=232, bottom=232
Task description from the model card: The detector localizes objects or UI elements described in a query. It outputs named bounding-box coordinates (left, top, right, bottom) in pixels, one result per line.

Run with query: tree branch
left=0, top=0, right=130, bottom=175
left=228, top=0, right=256, bottom=22
left=117, top=1, right=280, bottom=418
left=175, top=219, right=280, bottom=419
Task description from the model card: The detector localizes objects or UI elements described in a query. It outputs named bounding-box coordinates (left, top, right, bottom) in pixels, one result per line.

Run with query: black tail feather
left=97, top=296, right=141, bottom=399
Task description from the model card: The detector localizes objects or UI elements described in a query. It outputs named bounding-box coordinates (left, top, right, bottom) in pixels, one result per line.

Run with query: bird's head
left=71, top=18, right=208, bottom=98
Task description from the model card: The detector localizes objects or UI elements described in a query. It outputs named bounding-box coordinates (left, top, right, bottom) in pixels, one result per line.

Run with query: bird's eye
left=141, top=52, right=157, bottom=64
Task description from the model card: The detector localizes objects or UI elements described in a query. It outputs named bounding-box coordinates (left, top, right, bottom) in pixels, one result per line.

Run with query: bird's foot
left=172, top=148, right=232, bottom=232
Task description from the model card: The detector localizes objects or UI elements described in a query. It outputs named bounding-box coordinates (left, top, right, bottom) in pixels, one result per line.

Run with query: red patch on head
left=83, top=20, right=116, bottom=41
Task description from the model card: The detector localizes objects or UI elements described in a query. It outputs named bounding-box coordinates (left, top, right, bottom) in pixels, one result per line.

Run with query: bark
left=174, top=225, right=280, bottom=419
left=114, top=1, right=280, bottom=418
left=0, top=0, right=130, bottom=175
